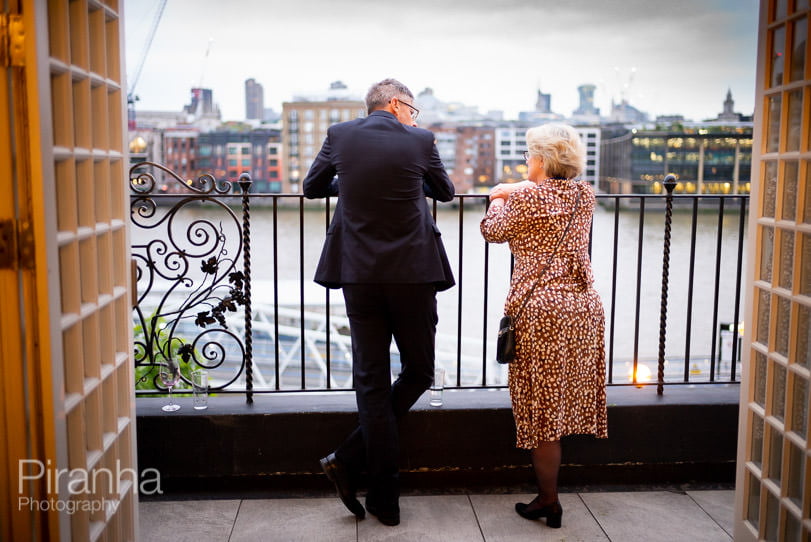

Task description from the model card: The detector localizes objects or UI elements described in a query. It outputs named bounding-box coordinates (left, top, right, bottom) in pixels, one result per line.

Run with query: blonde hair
left=525, top=123, right=586, bottom=179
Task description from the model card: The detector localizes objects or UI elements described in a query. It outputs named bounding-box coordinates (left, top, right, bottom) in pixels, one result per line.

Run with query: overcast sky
left=124, top=0, right=759, bottom=122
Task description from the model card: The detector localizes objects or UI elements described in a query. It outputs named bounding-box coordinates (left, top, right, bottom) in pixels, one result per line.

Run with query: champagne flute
left=158, top=357, right=181, bottom=412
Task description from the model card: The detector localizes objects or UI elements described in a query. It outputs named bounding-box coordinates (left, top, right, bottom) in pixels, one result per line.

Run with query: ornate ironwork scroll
left=130, top=162, right=248, bottom=392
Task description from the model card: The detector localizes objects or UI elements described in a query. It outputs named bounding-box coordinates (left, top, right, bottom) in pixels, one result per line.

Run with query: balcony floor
left=139, top=488, right=734, bottom=541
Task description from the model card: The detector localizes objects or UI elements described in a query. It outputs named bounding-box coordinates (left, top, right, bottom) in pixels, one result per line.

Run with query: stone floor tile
left=139, top=499, right=241, bottom=542
left=687, top=490, right=735, bottom=537
left=358, top=495, right=483, bottom=542
left=471, top=493, right=609, bottom=542
left=580, top=491, right=732, bottom=542
left=229, top=498, right=357, bottom=542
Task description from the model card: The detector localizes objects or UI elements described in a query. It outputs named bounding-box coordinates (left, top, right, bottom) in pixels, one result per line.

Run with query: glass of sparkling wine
left=158, top=357, right=182, bottom=412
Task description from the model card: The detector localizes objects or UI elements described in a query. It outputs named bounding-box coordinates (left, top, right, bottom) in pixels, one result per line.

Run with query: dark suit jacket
left=303, top=110, right=456, bottom=291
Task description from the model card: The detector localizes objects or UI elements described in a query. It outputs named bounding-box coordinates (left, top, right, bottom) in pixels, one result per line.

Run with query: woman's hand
left=488, top=180, right=534, bottom=202
left=489, top=184, right=509, bottom=202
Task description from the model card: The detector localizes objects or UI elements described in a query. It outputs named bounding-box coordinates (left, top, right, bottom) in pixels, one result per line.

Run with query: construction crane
left=197, top=38, right=214, bottom=89
left=127, top=0, right=168, bottom=130
left=614, top=66, right=637, bottom=105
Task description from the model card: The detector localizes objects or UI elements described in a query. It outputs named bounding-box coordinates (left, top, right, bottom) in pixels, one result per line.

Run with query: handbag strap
left=511, top=186, right=582, bottom=326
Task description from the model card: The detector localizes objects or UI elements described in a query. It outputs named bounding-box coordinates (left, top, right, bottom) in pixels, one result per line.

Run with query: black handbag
left=496, top=189, right=581, bottom=364
left=496, top=315, right=517, bottom=364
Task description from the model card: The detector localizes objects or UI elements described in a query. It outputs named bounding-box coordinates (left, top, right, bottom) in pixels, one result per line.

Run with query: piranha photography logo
left=17, top=459, right=162, bottom=514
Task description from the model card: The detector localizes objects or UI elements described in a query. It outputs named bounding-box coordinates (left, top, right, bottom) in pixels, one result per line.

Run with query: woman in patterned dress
left=480, top=123, right=607, bottom=528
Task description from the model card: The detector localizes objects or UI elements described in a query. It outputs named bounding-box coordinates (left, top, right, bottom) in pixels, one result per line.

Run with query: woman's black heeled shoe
left=514, top=501, right=563, bottom=528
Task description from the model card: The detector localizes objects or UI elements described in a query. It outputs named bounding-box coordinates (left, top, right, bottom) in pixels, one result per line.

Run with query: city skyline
left=125, top=0, right=758, bottom=122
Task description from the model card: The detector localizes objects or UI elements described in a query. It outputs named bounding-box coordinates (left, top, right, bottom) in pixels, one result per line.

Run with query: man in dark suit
left=303, top=78, right=455, bottom=526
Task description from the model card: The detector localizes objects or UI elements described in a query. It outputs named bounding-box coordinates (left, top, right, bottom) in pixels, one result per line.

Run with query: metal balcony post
left=657, top=175, right=677, bottom=395
left=239, top=173, right=253, bottom=403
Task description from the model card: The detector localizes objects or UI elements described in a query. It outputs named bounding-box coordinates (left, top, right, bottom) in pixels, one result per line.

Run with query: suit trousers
left=335, top=283, right=438, bottom=506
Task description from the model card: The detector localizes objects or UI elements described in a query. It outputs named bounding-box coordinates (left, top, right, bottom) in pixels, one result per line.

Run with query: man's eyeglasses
left=397, top=98, right=420, bottom=121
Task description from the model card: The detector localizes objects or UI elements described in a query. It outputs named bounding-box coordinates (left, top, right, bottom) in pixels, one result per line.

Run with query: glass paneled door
left=736, top=1, right=811, bottom=540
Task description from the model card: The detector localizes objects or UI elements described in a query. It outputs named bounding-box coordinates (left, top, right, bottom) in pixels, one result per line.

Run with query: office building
left=572, top=84, right=600, bottom=122
left=281, top=82, right=365, bottom=193
left=495, top=125, right=600, bottom=186
left=430, top=124, right=496, bottom=194
left=195, top=128, right=282, bottom=192
left=245, top=78, right=265, bottom=120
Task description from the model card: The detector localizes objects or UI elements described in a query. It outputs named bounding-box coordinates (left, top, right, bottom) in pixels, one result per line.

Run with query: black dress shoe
left=515, top=500, right=563, bottom=528
left=365, top=500, right=400, bottom=526
left=320, top=453, right=365, bottom=519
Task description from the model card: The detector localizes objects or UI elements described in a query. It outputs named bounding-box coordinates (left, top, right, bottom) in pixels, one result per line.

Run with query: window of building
left=228, top=145, right=239, bottom=154
left=242, top=159, right=250, bottom=166
left=228, top=159, right=237, bottom=166
left=304, top=109, right=314, bottom=120
left=269, top=159, right=278, bottom=166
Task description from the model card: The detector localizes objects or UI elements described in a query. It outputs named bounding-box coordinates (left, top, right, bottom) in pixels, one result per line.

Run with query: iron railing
left=130, top=163, right=748, bottom=401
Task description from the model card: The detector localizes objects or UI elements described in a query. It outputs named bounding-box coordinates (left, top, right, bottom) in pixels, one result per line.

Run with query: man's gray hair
left=365, top=78, right=414, bottom=114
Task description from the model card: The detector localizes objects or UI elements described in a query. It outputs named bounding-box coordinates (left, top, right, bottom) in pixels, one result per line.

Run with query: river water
left=132, top=197, right=747, bottom=386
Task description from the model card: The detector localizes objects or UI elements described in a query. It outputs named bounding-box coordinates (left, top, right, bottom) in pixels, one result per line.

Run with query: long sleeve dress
left=481, top=179, right=608, bottom=448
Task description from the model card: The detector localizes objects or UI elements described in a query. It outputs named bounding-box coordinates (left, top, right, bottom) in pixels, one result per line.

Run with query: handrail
left=130, top=163, right=747, bottom=400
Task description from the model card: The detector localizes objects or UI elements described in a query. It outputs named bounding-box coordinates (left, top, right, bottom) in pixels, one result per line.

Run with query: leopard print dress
left=481, top=179, right=608, bottom=448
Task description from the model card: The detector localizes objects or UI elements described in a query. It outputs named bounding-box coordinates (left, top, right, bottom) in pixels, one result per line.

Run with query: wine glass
left=158, top=357, right=181, bottom=412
